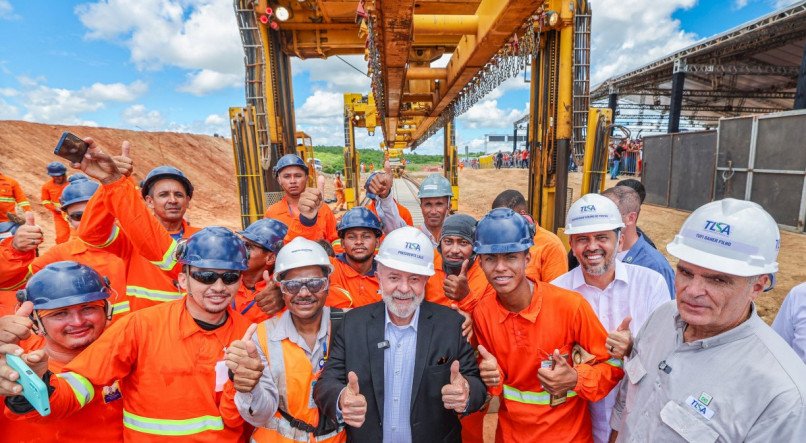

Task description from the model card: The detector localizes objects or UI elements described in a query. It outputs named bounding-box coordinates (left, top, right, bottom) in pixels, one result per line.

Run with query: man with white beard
left=314, top=226, right=486, bottom=442
left=551, top=193, right=670, bottom=443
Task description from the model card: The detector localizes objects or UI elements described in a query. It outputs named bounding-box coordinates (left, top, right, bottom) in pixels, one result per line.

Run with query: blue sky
left=0, top=0, right=799, bottom=155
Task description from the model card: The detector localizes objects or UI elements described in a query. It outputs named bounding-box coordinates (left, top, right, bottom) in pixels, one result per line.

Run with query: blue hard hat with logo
left=239, top=218, right=287, bottom=253
left=337, top=207, right=383, bottom=237
left=177, top=226, right=248, bottom=270
left=140, top=165, right=194, bottom=199
left=273, top=154, right=308, bottom=177
left=474, top=208, right=534, bottom=254
left=60, top=177, right=100, bottom=209
left=46, top=162, right=67, bottom=176
left=19, top=261, right=110, bottom=310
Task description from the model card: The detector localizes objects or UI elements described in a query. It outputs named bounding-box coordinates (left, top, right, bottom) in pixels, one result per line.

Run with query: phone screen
left=54, top=132, right=88, bottom=164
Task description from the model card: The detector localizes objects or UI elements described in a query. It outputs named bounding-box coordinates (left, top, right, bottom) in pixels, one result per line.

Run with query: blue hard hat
left=239, top=218, right=287, bottom=252
left=178, top=226, right=248, bottom=271
left=46, top=162, right=67, bottom=176
left=68, top=173, right=90, bottom=183
left=140, top=166, right=194, bottom=199
left=474, top=208, right=533, bottom=254
left=60, top=177, right=100, bottom=209
left=0, top=221, right=20, bottom=239
left=337, top=207, right=383, bottom=237
left=273, top=154, right=308, bottom=177
left=19, top=261, right=110, bottom=310
left=364, top=172, right=380, bottom=200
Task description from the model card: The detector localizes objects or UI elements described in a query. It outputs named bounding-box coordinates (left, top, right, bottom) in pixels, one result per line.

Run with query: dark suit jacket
left=314, top=301, right=486, bottom=442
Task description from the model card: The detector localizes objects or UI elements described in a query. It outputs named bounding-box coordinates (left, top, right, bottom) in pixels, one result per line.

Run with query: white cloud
left=292, top=56, right=371, bottom=91
left=458, top=99, right=526, bottom=129
left=177, top=70, right=241, bottom=96
left=296, top=90, right=344, bottom=125
left=0, top=98, right=19, bottom=119
left=204, top=113, right=226, bottom=126
left=17, top=78, right=148, bottom=124
left=0, top=0, right=17, bottom=20
left=121, top=104, right=165, bottom=129
left=733, top=0, right=749, bottom=9
left=590, top=0, right=699, bottom=85
left=75, top=0, right=243, bottom=94
left=0, top=87, right=17, bottom=97
left=774, top=0, right=801, bottom=8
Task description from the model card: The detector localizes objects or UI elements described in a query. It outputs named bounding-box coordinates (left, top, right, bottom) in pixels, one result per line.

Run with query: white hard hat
left=666, top=198, right=779, bottom=276
left=564, top=193, right=625, bottom=235
left=376, top=226, right=435, bottom=276
left=273, top=237, right=334, bottom=281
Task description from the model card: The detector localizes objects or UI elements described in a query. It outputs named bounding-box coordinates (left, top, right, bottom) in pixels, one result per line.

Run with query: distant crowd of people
left=610, top=139, right=643, bottom=179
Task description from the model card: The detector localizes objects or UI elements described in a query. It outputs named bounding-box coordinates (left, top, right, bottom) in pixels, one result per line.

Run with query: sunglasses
left=67, top=211, right=84, bottom=222
left=279, top=277, right=328, bottom=295
left=190, top=270, right=241, bottom=285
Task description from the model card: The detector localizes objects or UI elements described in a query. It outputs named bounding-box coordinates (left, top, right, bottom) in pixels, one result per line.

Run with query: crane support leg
left=444, top=119, right=459, bottom=211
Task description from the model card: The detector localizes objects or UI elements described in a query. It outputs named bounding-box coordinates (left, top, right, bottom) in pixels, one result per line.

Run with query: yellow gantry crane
left=229, top=0, right=594, bottom=233
left=342, top=92, right=378, bottom=209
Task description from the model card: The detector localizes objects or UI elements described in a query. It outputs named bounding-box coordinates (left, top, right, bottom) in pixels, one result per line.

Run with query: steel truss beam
left=675, top=62, right=800, bottom=76
left=627, top=89, right=796, bottom=99
left=616, top=103, right=787, bottom=114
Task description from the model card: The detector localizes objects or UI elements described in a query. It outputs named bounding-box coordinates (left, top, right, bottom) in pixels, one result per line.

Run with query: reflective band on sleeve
left=150, top=240, right=178, bottom=270
left=83, top=225, right=121, bottom=248
left=112, top=300, right=131, bottom=316
left=18, top=201, right=30, bottom=207
left=123, top=410, right=224, bottom=436
left=0, top=197, right=15, bottom=203
left=330, top=286, right=353, bottom=308
left=126, top=286, right=183, bottom=302
left=41, top=200, right=52, bottom=205
left=502, top=385, right=578, bottom=405
left=57, top=372, right=95, bottom=408
left=605, top=358, right=624, bottom=368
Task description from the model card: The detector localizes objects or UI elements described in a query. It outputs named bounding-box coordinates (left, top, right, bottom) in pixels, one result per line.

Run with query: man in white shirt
left=552, top=193, right=670, bottom=443
left=772, top=282, right=806, bottom=363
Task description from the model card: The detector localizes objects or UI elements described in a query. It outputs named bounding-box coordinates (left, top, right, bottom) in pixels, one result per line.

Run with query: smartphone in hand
left=54, top=132, right=88, bottom=164
left=5, top=354, right=51, bottom=416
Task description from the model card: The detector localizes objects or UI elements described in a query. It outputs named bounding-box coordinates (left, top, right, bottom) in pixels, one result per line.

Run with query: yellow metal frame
left=581, top=108, right=612, bottom=195
left=229, top=106, right=267, bottom=228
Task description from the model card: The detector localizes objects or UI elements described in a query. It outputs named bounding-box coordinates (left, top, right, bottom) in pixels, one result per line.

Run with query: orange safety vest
left=1, top=336, right=124, bottom=442
left=42, top=177, right=77, bottom=244
left=251, top=320, right=345, bottom=443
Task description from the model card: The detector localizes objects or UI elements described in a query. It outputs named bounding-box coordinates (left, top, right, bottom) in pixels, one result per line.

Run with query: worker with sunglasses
left=224, top=236, right=345, bottom=442
left=0, top=174, right=128, bottom=323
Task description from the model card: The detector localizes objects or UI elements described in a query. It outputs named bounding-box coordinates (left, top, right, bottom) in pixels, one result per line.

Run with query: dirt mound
left=0, top=120, right=240, bottom=250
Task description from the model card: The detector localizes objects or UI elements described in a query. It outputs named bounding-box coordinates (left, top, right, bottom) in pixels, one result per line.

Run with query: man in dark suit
left=315, top=226, right=486, bottom=442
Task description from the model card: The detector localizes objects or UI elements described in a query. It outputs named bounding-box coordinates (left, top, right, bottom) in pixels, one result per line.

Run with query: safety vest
left=251, top=320, right=345, bottom=443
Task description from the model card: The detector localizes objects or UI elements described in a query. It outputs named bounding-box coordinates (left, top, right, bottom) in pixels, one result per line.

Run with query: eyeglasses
left=279, top=277, right=328, bottom=295
left=190, top=270, right=241, bottom=285
left=67, top=211, right=84, bottom=222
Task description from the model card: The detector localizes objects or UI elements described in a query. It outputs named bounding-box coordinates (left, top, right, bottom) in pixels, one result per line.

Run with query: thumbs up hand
left=477, top=345, right=502, bottom=388
left=0, top=302, right=36, bottom=346
left=444, top=259, right=470, bottom=301
left=339, top=371, right=367, bottom=427
left=254, top=270, right=285, bottom=317
left=12, top=212, right=43, bottom=253
left=225, top=324, right=264, bottom=393
left=441, top=361, right=470, bottom=412
left=111, top=140, right=134, bottom=177
left=605, top=316, right=633, bottom=359
left=367, top=170, right=392, bottom=198
left=298, top=182, right=324, bottom=220
left=537, top=349, right=578, bottom=396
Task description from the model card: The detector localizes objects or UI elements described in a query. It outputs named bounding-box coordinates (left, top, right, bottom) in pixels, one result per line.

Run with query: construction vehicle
left=385, top=147, right=406, bottom=177
left=229, top=0, right=596, bottom=234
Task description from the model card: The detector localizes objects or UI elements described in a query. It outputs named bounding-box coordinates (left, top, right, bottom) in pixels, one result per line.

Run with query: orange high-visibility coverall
left=366, top=199, right=413, bottom=226
left=0, top=238, right=128, bottom=318
left=2, top=337, right=124, bottom=442
left=0, top=172, right=31, bottom=222
left=471, top=282, right=624, bottom=442
left=326, top=256, right=380, bottom=309
left=264, top=196, right=338, bottom=244
left=0, top=237, right=21, bottom=315
left=40, top=178, right=71, bottom=244
left=425, top=254, right=495, bottom=313
left=33, top=298, right=250, bottom=442
left=78, top=177, right=201, bottom=315
left=232, top=279, right=271, bottom=324
left=525, top=226, right=568, bottom=283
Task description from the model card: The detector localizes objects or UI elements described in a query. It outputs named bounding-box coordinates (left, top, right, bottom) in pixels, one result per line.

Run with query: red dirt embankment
left=0, top=121, right=241, bottom=249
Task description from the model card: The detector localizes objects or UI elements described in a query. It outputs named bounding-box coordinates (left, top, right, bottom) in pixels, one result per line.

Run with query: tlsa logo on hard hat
left=704, top=220, right=731, bottom=236
left=405, top=242, right=421, bottom=251
left=580, top=205, right=596, bottom=212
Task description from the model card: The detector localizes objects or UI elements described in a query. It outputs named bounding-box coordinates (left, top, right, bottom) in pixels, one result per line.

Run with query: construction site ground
left=3, top=121, right=803, bottom=324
